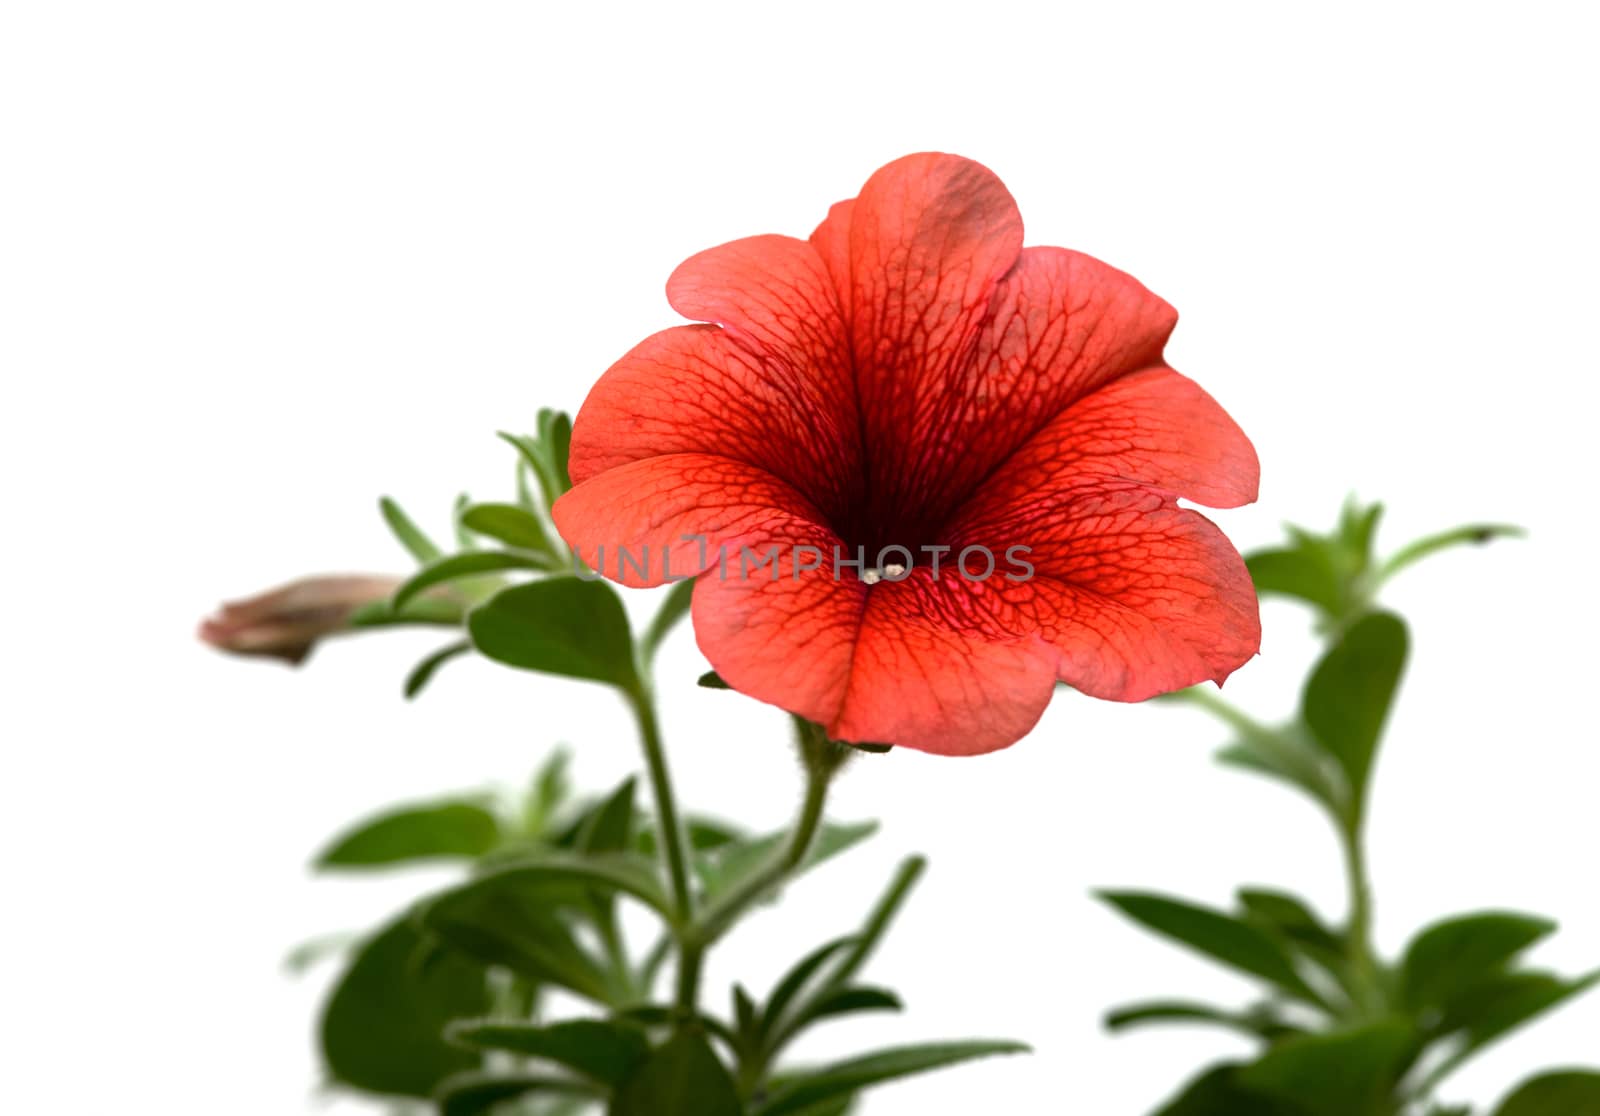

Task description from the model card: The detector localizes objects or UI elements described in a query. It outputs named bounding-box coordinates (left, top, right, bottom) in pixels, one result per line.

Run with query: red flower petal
left=693, top=553, right=1059, bottom=756
left=553, top=454, right=826, bottom=588
left=950, top=480, right=1260, bottom=701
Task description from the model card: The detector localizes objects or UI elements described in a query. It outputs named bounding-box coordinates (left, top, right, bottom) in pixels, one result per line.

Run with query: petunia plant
left=1103, top=501, right=1598, bottom=1116
left=201, top=153, right=1591, bottom=1113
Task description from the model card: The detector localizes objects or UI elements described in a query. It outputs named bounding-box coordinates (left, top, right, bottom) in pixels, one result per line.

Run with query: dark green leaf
left=1097, top=891, right=1322, bottom=1005
left=796, top=985, right=902, bottom=1026
left=643, top=578, right=695, bottom=662
left=446, top=1018, right=648, bottom=1086
left=395, top=551, right=552, bottom=610
left=760, top=937, right=857, bottom=1042
left=827, top=856, right=925, bottom=990
left=1436, top=969, right=1600, bottom=1070
left=469, top=577, right=638, bottom=690
left=698, top=670, right=730, bottom=689
left=316, top=800, right=501, bottom=868
left=751, top=1041, right=1028, bottom=1116
left=1238, top=888, right=1349, bottom=978
left=610, top=1030, right=742, bottom=1116
left=1402, top=912, right=1557, bottom=1013
left=434, top=1070, right=596, bottom=1116
left=1153, top=1065, right=1299, bottom=1116
left=405, top=640, right=473, bottom=699
left=613, top=1005, right=739, bottom=1051
left=581, top=778, right=638, bottom=855
left=700, top=822, right=878, bottom=901
left=1381, top=523, right=1525, bottom=582
left=734, top=983, right=760, bottom=1046
left=525, top=748, right=573, bottom=837
left=321, top=914, right=489, bottom=1097
left=1494, top=1071, right=1600, bottom=1116
left=1237, top=1020, right=1415, bottom=1116
left=537, top=409, right=574, bottom=502
left=1301, top=610, right=1408, bottom=820
left=380, top=496, right=444, bottom=564
left=460, top=502, right=556, bottom=554
left=638, top=815, right=744, bottom=857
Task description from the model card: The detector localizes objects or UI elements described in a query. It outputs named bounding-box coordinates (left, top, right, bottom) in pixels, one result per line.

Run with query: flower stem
left=690, top=720, right=844, bottom=948
left=625, top=687, right=695, bottom=933
left=1338, top=813, right=1385, bottom=1018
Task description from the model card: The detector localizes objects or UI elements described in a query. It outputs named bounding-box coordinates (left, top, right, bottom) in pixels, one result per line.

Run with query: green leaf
left=395, top=551, right=552, bottom=610
left=1381, top=523, right=1525, bottom=582
left=826, top=856, right=925, bottom=989
left=642, top=578, right=695, bottom=662
left=759, top=936, right=857, bottom=1042
left=380, top=495, right=444, bottom=564
left=638, top=814, right=744, bottom=857
left=796, top=985, right=903, bottom=1026
left=698, top=670, right=731, bottom=689
left=460, top=502, right=556, bottom=554
left=434, top=1070, right=597, bottom=1116
left=1238, top=888, right=1349, bottom=979
left=751, top=1041, right=1028, bottom=1116
left=1246, top=545, right=1343, bottom=616
left=700, top=822, right=878, bottom=901
left=1237, top=1020, right=1415, bottom=1116
left=612, top=1005, right=739, bottom=1051
left=1494, top=1071, right=1600, bottom=1116
left=524, top=748, right=573, bottom=837
left=419, top=858, right=668, bottom=1004
left=537, top=409, right=574, bottom=499
left=405, top=640, right=473, bottom=699
left=445, top=1018, right=648, bottom=1086
left=1301, top=610, right=1408, bottom=821
left=1105, top=1000, right=1296, bottom=1040
left=469, top=577, right=639, bottom=690
left=1435, top=969, right=1600, bottom=1073
left=580, top=778, right=638, bottom=855
left=320, top=914, right=489, bottom=1097
left=1338, top=498, right=1385, bottom=571
left=1401, top=912, right=1557, bottom=1012
left=316, top=800, right=501, bottom=868
left=1152, top=1065, right=1300, bottom=1116
left=1097, top=891, right=1323, bottom=1006
left=610, top=1030, right=742, bottom=1116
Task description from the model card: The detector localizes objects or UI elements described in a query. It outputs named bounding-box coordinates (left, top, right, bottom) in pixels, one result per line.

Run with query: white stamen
left=882, top=562, right=907, bottom=579
left=861, top=568, right=883, bottom=585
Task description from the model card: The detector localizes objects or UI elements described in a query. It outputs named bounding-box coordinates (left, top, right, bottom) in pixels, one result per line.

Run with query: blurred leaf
left=395, top=551, right=552, bottom=610
left=1238, top=888, right=1349, bottom=980
left=1237, top=1020, right=1415, bottom=1116
left=1338, top=498, right=1384, bottom=570
left=1301, top=610, right=1408, bottom=822
left=1434, top=969, right=1600, bottom=1077
left=1246, top=545, right=1343, bottom=616
left=405, top=640, right=473, bottom=699
left=611, top=1030, right=742, bottom=1116
left=751, top=1041, right=1028, bottom=1116
left=1097, top=891, right=1323, bottom=1006
left=321, top=914, right=488, bottom=1097
left=698, top=671, right=730, bottom=689
left=613, top=1005, right=739, bottom=1051
left=434, top=1070, right=596, bottom=1116
left=1152, top=1065, right=1298, bottom=1116
left=1494, top=1071, right=1600, bottom=1116
left=317, top=800, right=501, bottom=869
left=826, top=857, right=925, bottom=990
left=381, top=496, right=444, bottom=565
left=446, top=1018, right=648, bottom=1086
left=525, top=749, right=573, bottom=837
left=638, top=815, right=744, bottom=857
left=700, top=821, right=878, bottom=901
left=452, top=492, right=476, bottom=550
left=734, top=983, right=760, bottom=1047
left=642, top=578, right=695, bottom=662
left=1402, top=912, right=1557, bottom=1013
left=469, top=578, right=638, bottom=690
left=461, top=502, right=557, bottom=555
left=348, top=596, right=463, bottom=629
left=1381, top=523, right=1525, bottom=582
left=580, top=778, right=638, bottom=855
left=1105, top=1000, right=1296, bottom=1040
left=283, top=930, right=357, bottom=975
left=420, top=858, right=671, bottom=1004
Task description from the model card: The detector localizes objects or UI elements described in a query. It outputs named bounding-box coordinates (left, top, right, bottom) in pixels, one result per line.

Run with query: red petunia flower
left=554, top=153, right=1260, bottom=756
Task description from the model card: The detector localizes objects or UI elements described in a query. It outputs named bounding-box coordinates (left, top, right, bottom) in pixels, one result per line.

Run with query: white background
left=4, top=2, right=1597, bottom=1112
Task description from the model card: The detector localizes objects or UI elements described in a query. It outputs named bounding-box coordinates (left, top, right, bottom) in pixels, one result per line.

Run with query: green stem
left=691, top=721, right=842, bottom=947
left=1339, top=815, right=1384, bottom=1018
left=624, top=686, right=699, bottom=1019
